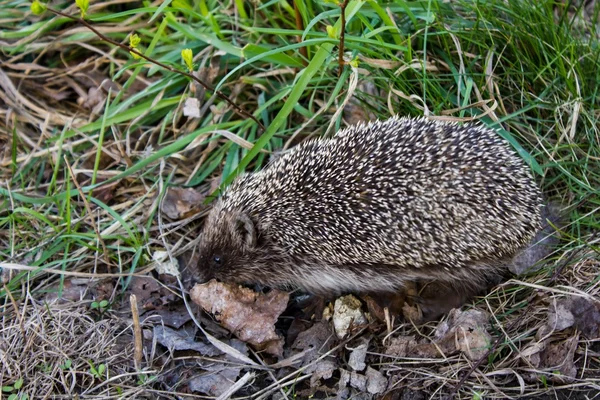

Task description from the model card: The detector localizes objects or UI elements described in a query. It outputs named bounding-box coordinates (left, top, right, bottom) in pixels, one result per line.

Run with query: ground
left=1, top=0, right=599, bottom=398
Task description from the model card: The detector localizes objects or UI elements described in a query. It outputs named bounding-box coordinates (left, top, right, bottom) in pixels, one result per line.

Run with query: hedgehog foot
left=408, top=280, right=487, bottom=322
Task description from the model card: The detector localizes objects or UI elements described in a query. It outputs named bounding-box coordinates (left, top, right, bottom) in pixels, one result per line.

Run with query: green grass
left=0, top=0, right=599, bottom=397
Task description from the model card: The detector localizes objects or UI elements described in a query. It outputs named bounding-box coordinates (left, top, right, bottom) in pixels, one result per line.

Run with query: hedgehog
left=195, top=116, right=546, bottom=316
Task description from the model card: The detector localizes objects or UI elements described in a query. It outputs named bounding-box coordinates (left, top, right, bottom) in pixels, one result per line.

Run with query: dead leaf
left=385, top=336, right=420, bottom=358
left=189, top=372, right=235, bottom=396
left=402, top=302, right=423, bottom=323
left=347, top=339, right=368, bottom=371
left=292, top=320, right=335, bottom=361
left=363, top=294, right=387, bottom=322
left=127, top=275, right=177, bottom=312
left=44, top=278, right=92, bottom=302
left=188, top=339, right=248, bottom=395
left=82, top=149, right=117, bottom=170
left=291, top=320, right=339, bottom=387
left=333, top=295, right=368, bottom=339
left=190, top=280, right=289, bottom=356
left=548, top=296, right=600, bottom=338
left=521, top=296, right=599, bottom=384
left=89, top=278, right=115, bottom=302
left=154, top=325, right=220, bottom=356
left=365, top=366, right=388, bottom=394
left=183, top=97, right=201, bottom=118
left=91, top=180, right=119, bottom=204
left=539, top=335, right=579, bottom=383
left=161, top=187, right=206, bottom=220
left=570, top=297, right=600, bottom=338
left=286, top=317, right=311, bottom=346
left=385, top=309, right=492, bottom=360
left=152, top=251, right=180, bottom=277
left=79, top=86, right=106, bottom=110
left=193, top=60, right=221, bottom=102
left=382, top=389, right=427, bottom=400
left=358, top=55, right=402, bottom=69
left=349, top=370, right=367, bottom=392
left=548, top=300, right=576, bottom=331
left=308, top=359, right=337, bottom=387
left=146, top=306, right=192, bottom=329
left=338, top=369, right=351, bottom=398
left=433, top=308, right=492, bottom=360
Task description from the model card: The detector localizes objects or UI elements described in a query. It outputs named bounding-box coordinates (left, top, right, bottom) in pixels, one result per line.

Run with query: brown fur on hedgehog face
left=195, top=202, right=291, bottom=289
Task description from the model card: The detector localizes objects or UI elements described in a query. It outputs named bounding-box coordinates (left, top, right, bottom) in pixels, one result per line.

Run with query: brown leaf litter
left=330, top=294, right=370, bottom=338
left=160, top=187, right=207, bottom=220
left=3, top=253, right=600, bottom=398
left=520, top=294, right=600, bottom=383
left=385, top=309, right=492, bottom=361
left=190, top=280, right=290, bottom=356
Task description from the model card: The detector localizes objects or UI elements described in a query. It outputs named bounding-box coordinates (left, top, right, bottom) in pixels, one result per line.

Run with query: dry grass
left=1, top=297, right=147, bottom=398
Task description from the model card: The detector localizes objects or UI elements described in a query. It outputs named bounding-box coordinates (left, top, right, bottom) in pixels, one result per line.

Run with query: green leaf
left=75, top=0, right=89, bottom=17
left=181, top=48, right=194, bottom=71
left=30, top=1, right=46, bottom=15
left=129, top=33, right=141, bottom=48
left=326, top=25, right=338, bottom=39
left=217, top=0, right=367, bottom=197
left=242, top=44, right=304, bottom=68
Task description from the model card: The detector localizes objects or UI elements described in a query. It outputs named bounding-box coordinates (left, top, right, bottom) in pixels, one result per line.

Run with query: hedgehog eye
left=212, top=255, right=222, bottom=267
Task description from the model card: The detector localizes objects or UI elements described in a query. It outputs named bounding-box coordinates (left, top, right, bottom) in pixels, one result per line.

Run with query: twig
left=293, top=1, right=308, bottom=65
left=130, top=294, right=143, bottom=371
left=216, top=372, right=255, bottom=400
left=338, top=0, right=349, bottom=77
left=45, top=6, right=266, bottom=132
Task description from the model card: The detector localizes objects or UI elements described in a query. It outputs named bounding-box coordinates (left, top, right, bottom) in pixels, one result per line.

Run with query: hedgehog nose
left=189, top=269, right=212, bottom=285
left=190, top=275, right=201, bottom=285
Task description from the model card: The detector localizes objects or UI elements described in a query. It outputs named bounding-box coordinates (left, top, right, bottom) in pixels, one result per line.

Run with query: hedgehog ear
left=235, top=213, right=257, bottom=248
